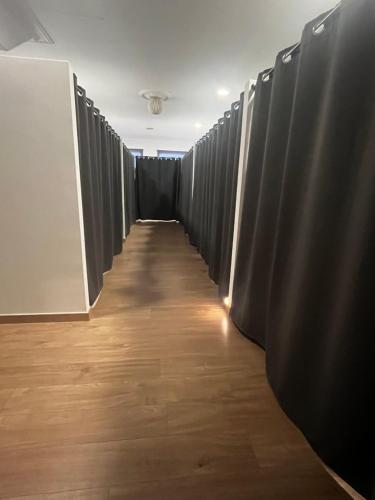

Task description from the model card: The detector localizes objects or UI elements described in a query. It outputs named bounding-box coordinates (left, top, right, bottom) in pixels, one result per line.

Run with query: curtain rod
left=262, top=2, right=341, bottom=82
left=196, top=99, right=241, bottom=144
left=76, top=81, right=121, bottom=140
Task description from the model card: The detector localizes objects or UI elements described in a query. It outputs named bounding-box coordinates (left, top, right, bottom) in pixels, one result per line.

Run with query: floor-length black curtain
left=208, top=114, right=230, bottom=282
left=217, top=98, right=243, bottom=297
left=230, top=1, right=375, bottom=497
left=136, top=157, right=180, bottom=220
left=186, top=98, right=243, bottom=296
left=111, top=132, right=123, bottom=256
left=231, top=67, right=282, bottom=347
left=100, top=117, right=115, bottom=272
left=123, top=146, right=137, bottom=237
left=189, top=139, right=204, bottom=247
left=74, top=80, right=103, bottom=304
left=74, top=76, right=123, bottom=305
left=177, top=148, right=194, bottom=232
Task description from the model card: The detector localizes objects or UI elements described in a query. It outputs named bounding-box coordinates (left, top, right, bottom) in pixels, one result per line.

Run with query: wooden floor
left=0, top=222, right=350, bottom=500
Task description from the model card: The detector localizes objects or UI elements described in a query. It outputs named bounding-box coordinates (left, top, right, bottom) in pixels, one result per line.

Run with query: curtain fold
left=74, top=76, right=124, bottom=305
left=177, top=148, right=194, bottom=232
left=230, top=0, right=375, bottom=497
left=74, top=80, right=103, bottom=304
left=230, top=57, right=297, bottom=346
left=100, top=117, right=115, bottom=272
left=136, top=157, right=180, bottom=221
left=217, top=97, right=243, bottom=297
left=112, top=133, right=123, bottom=256
left=123, top=146, right=137, bottom=237
left=208, top=114, right=230, bottom=282
left=185, top=97, right=243, bottom=296
left=267, top=3, right=375, bottom=496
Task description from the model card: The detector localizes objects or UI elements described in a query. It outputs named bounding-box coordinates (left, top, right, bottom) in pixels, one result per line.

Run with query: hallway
left=0, top=222, right=349, bottom=499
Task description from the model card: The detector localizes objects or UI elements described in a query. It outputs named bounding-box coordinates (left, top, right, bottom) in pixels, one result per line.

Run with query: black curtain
left=231, top=0, right=375, bottom=497
left=231, top=70, right=277, bottom=346
left=123, top=146, right=137, bottom=237
left=74, top=76, right=123, bottom=305
left=217, top=98, right=243, bottom=297
left=136, top=157, right=180, bottom=220
left=111, top=132, right=123, bottom=256
left=208, top=114, right=230, bottom=282
left=100, top=117, right=115, bottom=272
left=177, top=148, right=194, bottom=232
left=186, top=98, right=243, bottom=296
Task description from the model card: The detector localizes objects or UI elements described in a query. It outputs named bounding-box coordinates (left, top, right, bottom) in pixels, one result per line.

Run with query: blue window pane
left=130, top=148, right=143, bottom=157
left=157, top=150, right=187, bottom=159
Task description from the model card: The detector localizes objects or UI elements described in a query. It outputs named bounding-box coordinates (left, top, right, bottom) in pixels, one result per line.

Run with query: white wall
left=126, top=137, right=191, bottom=157
left=0, top=55, right=89, bottom=315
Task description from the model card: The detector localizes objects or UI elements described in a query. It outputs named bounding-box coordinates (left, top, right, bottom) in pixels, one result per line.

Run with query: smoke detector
left=139, top=89, right=172, bottom=115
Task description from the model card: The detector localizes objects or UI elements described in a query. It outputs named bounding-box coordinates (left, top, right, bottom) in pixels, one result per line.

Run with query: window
left=157, top=149, right=187, bottom=159
left=130, top=148, right=143, bottom=157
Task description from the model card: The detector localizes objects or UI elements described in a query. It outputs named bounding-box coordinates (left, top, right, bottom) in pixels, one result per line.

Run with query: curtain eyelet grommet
left=313, top=23, right=325, bottom=36
left=262, top=68, right=274, bottom=82
left=282, top=53, right=292, bottom=64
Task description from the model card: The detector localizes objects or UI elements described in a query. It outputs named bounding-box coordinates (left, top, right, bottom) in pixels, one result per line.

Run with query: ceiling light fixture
left=217, top=88, right=230, bottom=97
left=139, top=89, right=172, bottom=115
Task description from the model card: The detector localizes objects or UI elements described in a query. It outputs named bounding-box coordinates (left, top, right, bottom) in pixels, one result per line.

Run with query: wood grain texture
left=0, top=313, right=90, bottom=324
left=0, top=222, right=351, bottom=499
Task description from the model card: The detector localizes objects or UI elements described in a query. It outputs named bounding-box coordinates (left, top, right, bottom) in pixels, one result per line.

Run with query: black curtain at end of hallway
left=136, top=157, right=180, bottom=221
left=230, top=0, right=375, bottom=497
left=74, top=75, right=123, bottom=305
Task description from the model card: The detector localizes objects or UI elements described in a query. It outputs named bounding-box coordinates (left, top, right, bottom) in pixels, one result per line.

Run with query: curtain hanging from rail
left=186, top=97, right=243, bottom=296
left=217, top=97, right=243, bottom=297
left=100, top=116, right=115, bottom=273
left=136, top=157, right=180, bottom=221
left=74, top=76, right=123, bottom=305
left=230, top=61, right=292, bottom=346
left=123, top=146, right=137, bottom=237
left=231, top=1, right=375, bottom=497
left=177, top=148, right=194, bottom=232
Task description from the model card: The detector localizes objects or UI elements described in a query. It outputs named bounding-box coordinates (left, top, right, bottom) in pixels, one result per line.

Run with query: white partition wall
left=0, top=55, right=89, bottom=319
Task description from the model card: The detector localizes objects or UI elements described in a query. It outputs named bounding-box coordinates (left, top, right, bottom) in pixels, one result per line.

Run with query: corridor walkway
left=0, top=222, right=350, bottom=499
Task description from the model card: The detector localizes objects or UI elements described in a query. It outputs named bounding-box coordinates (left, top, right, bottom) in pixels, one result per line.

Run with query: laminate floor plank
left=108, top=471, right=347, bottom=500
left=0, top=222, right=350, bottom=499
left=7, top=488, right=108, bottom=500
left=0, top=431, right=258, bottom=497
left=0, top=359, right=161, bottom=390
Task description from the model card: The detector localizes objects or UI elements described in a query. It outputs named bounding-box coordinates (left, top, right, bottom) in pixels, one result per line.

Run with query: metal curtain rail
left=262, top=2, right=342, bottom=82
left=196, top=99, right=241, bottom=144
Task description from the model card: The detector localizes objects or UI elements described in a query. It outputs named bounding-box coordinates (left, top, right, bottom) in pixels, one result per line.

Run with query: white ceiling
left=8, top=0, right=337, bottom=151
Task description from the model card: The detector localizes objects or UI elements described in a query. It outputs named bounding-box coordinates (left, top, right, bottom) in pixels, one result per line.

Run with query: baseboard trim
left=0, top=312, right=90, bottom=324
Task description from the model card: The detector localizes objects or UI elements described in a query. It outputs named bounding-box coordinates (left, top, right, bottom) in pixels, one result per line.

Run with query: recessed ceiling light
left=195, top=122, right=202, bottom=129
left=217, top=88, right=230, bottom=97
